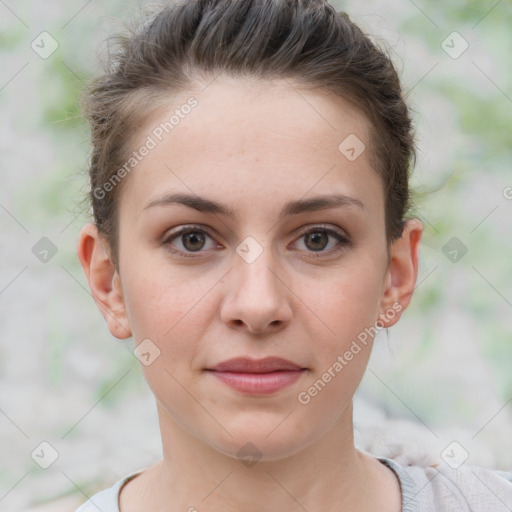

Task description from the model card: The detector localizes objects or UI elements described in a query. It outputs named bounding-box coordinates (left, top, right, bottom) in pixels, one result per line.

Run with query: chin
left=207, top=415, right=315, bottom=464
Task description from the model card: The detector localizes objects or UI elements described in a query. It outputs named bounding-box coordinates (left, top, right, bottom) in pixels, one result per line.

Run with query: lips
left=205, top=357, right=306, bottom=395
left=206, top=356, right=305, bottom=373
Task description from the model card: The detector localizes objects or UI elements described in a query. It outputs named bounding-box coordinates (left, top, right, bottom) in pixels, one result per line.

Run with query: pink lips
left=205, top=357, right=306, bottom=395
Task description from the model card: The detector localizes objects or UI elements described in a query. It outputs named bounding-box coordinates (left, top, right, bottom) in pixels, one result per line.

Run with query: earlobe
left=77, top=223, right=132, bottom=339
left=378, top=218, right=423, bottom=328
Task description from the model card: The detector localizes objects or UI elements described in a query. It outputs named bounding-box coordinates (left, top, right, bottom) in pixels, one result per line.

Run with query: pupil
left=306, top=232, right=328, bottom=251
left=183, top=232, right=205, bottom=251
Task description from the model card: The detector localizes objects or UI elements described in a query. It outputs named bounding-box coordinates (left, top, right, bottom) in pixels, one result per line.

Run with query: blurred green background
left=0, top=0, right=510, bottom=509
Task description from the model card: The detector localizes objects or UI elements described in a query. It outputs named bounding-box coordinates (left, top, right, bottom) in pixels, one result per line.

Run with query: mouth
left=204, top=357, right=307, bottom=395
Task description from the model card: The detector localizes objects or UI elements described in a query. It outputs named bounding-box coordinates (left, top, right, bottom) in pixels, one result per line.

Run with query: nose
left=219, top=245, right=292, bottom=335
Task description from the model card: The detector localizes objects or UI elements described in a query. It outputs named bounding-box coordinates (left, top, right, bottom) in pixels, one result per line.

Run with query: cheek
left=121, top=260, right=220, bottom=360
left=302, top=262, right=384, bottom=343
left=294, top=267, right=384, bottom=413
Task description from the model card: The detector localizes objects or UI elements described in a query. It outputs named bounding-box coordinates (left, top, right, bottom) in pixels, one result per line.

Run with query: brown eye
left=163, top=225, right=220, bottom=257
left=293, top=226, right=350, bottom=256
left=304, top=231, right=329, bottom=251
left=181, top=231, right=206, bottom=251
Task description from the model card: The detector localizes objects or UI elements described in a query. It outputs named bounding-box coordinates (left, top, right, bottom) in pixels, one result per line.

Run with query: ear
left=377, top=218, right=423, bottom=328
left=77, top=223, right=132, bottom=339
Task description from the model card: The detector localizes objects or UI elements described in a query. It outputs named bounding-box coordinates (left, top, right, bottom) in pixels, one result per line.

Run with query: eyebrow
left=143, top=192, right=366, bottom=220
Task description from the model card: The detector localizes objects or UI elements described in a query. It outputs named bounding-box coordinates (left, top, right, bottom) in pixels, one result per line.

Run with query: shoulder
left=74, top=471, right=143, bottom=512
left=380, top=456, right=512, bottom=511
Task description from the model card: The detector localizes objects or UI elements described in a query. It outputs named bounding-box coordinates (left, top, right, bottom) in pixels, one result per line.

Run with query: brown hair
left=81, top=0, right=416, bottom=267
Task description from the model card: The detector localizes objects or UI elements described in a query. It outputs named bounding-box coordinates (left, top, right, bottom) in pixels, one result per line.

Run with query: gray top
left=75, top=457, right=512, bottom=511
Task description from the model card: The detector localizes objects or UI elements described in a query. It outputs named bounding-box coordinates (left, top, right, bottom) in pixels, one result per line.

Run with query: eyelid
left=162, top=224, right=214, bottom=243
left=294, top=223, right=349, bottom=242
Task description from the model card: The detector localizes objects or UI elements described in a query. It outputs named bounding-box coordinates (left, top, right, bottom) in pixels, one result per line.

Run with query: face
left=80, top=76, right=421, bottom=462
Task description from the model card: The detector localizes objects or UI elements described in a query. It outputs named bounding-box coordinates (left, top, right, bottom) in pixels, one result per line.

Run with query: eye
left=162, top=224, right=349, bottom=259
left=293, top=225, right=350, bottom=255
left=163, top=225, right=220, bottom=256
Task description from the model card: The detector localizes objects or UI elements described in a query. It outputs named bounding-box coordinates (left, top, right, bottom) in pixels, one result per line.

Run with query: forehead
left=144, top=76, right=371, bottom=153
left=119, top=76, right=383, bottom=220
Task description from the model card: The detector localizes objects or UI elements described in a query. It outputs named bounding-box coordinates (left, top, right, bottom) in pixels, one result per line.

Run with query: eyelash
left=162, top=224, right=350, bottom=259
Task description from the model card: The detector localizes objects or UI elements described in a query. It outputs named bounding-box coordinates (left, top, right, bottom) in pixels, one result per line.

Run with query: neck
left=138, top=401, right=399, bottom=512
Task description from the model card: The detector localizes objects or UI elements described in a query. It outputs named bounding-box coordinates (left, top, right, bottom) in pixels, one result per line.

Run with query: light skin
left=78, top=76, right=422, bottom=512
